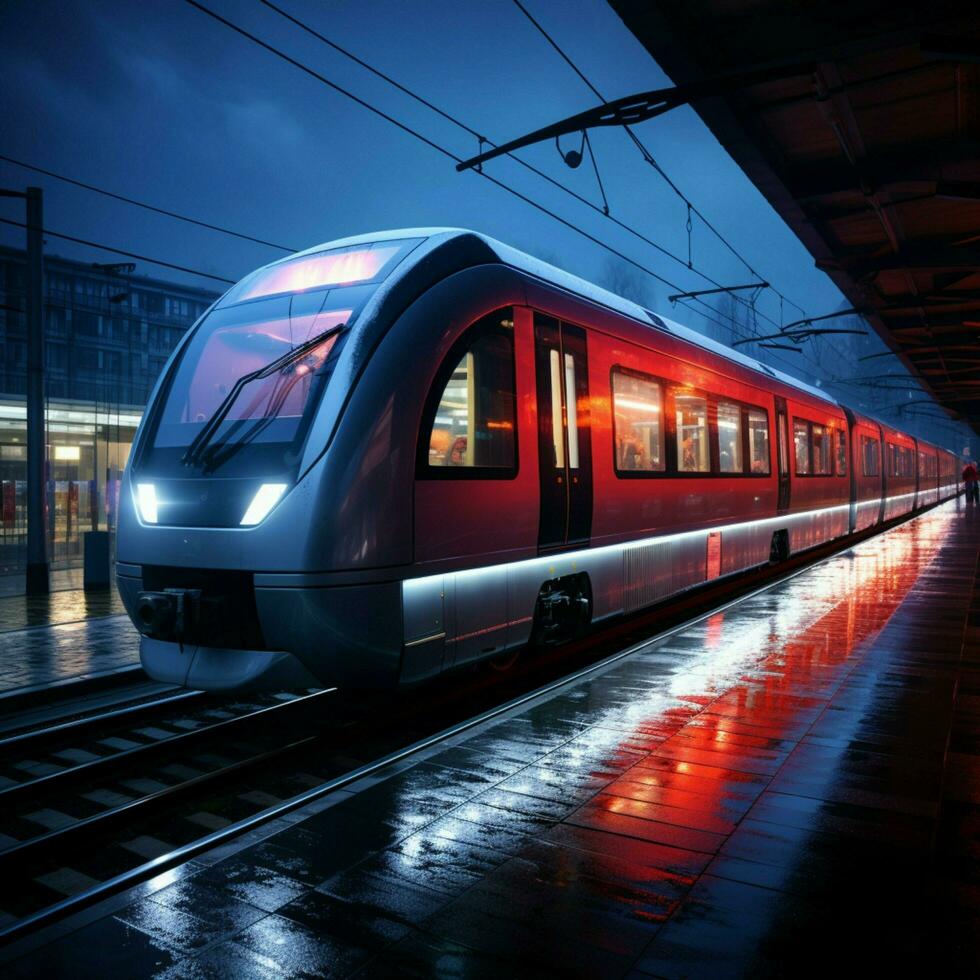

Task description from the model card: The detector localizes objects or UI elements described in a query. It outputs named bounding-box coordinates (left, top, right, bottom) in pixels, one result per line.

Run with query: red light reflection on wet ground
left=7, top=502, right=975, bottom=979
left=566, top=502, right=975, bottom=975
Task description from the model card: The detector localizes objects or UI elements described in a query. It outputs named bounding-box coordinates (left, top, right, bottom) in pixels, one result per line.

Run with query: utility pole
left=25, top=187, right=48, bottom=594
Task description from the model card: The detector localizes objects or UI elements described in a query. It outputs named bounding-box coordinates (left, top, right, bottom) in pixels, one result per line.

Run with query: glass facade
left=0, top=245, right=217, bottom=578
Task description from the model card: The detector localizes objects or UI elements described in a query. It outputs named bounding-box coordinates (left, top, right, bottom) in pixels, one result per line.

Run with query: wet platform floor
left=3, top=498, right=978, bottom=977
left=0, top=586, right=134, bottom=696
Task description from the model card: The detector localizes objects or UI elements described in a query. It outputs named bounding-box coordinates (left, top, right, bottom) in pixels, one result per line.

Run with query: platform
left=2, top=498, right=978, bottom=977
left=0, top=585, right=135, bottom=697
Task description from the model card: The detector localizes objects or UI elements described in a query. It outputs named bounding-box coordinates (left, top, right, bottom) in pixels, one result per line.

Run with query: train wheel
left=529, top=572, right=593, bottom=648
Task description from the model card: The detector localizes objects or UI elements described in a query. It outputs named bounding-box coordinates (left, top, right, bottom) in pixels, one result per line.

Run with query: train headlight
left=136, top=483, right=158, bottom=524
left=240, top=483, right=288, bottom=526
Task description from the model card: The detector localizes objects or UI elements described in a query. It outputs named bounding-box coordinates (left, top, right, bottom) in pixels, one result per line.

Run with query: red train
left=118, top=230, right=961, bottom=690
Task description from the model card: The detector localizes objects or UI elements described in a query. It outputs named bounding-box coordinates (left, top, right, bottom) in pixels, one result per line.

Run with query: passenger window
left=793, top=419, right=810, bottom=475
left=861, top=435, right=879, bottom=477
left=425, top=317, right=516, bottom=471
left=612, top=370, right=664, bottom=472
left=811, top=424, right=832, bottom=475
left=675, top=393, right=709, bottom=472
left=747, top=409, right=770, bottom=474
left=836, top=429, right=847, bottom=476
left=717, top=402, right=742, bottom=473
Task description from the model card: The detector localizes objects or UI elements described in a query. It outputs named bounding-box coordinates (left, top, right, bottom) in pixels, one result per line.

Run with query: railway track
left=0, top=502, right=947, bottom=950
left=0, top=685, right=336, bottom=925
left=0, top=665, right=176, bottom=739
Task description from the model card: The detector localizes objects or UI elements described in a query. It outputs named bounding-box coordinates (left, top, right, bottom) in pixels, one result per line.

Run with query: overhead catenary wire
left=239, top=0, right=810, bottom=373
left=507, top=0, right=873, bottom=393
left=0, top=154, right=295, bottom=253
left=0, top=217, right=236, bottom=284
left=257, top=0, right=714, bottom=293
left=260, top=0, right=807, bottom=351
left=181, top=2, right=690, bottom=297
left=509, top=0, right=808, bottom=319
left=0, top=0, right=813, bottom=374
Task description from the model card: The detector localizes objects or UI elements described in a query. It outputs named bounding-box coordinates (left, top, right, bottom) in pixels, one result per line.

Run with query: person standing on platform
left=963, top=459, right=979, bottom=503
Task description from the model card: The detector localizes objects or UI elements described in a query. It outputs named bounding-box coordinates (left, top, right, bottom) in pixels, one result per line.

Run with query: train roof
left=264, top=227, right=837, bottom=407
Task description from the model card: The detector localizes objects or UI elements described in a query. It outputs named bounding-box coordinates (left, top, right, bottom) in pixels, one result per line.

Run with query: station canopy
left=610, top=1, right=980, bottom=433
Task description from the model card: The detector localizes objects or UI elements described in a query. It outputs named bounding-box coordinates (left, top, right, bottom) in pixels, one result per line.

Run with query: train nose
left=135, top=589, right=200, bottom=639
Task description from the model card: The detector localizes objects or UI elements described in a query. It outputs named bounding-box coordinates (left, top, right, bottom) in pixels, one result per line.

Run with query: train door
left=534, top=313, right=592, bottom=553
left=774, top=395, right=791, bottom=513
left=912, top=437, right=921, bottom=507
left=843, top=407, right=858, bottom=531
left=877, top=425, right=887, bottom=524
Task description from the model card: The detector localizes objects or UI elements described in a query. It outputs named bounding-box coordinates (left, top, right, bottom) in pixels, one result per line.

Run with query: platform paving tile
left=351, top=929, right=533, bottom=980
left=4, top=500, right=977, bottom=978
left=0, top=582, right=123, bottom=631
left=226, top=913, right=374, bottom=977
left=5, top=913, right=183, bottom=979
left=0, top=612, right=138, bottom=694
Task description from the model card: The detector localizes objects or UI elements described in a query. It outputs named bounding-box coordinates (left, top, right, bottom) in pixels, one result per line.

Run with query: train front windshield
left=137, top=239, right=421, bottom=481
left=138, top=290, right=360, bottom=479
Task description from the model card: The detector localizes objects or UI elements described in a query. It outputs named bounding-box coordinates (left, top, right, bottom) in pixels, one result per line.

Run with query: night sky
left=1, top=1, right=841, bottom=317
left=0, top=0, right=973, bottom=452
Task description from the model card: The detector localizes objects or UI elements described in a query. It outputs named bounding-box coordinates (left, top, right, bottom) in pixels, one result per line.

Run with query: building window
left=612, top=370, right=664, bottom=472
left=675, top=393, right=709, bottom=472
left=793, top=419, right=810, bottom=475
left=425, top=311, right=516, bottom=473
left=747, top=409, right=770, bottom=474
left=717, top=402, right=742, bottom=473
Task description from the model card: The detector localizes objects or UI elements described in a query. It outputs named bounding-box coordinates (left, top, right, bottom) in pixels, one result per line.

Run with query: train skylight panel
left=237, top=246, right=401, bottom=301
left=240, top=483, right=288, bottom=526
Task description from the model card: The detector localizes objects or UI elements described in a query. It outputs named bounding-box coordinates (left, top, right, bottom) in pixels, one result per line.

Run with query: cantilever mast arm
left=455, top=60, right=814, bottom=173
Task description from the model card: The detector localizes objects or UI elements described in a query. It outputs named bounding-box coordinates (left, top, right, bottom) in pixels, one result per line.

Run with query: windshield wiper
left=181, top=326, right=340, bottom=470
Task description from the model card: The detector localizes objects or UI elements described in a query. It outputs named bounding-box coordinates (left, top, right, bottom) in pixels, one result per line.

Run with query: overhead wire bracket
left=582, top=132, right=609, bottom=215
left=667, top=282, right=768, bottom=303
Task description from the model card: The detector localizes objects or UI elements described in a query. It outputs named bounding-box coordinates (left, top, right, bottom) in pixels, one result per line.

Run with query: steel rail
left=0, top=665, right=144, bottom=715
left=0, top=687, right=332, bottom=808
left=0, top=689, right=204, bottom=751
left=0, top=734, right=319, bottom=872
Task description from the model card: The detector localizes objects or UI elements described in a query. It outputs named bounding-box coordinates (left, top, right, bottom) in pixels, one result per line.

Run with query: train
left=115, top=229, right=962, bottom=691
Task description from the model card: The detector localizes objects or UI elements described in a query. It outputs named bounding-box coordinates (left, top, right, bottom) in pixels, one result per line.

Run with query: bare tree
left=599, top=257, right=656, bottom=308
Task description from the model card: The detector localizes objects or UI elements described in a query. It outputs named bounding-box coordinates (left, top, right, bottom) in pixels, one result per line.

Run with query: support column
left=25, top=186, right=48, bottom=595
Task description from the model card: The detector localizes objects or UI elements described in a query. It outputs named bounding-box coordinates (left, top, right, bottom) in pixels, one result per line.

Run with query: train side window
left=424, top=314, right=516, bottom=473
left=811, top=424, right=832, bottom=475
left=861, top=435, right=879, bottom=477
left=836, top=429, right=847, bottom=476
left=717, top=402, right=742, bottom=473
left=675, top=393, right=709, bottom=472
left=793, top=419, right=810, bottom=475
left=612, top=370, right=665, bottom=472
left=747, top=409, right=770, bottom=474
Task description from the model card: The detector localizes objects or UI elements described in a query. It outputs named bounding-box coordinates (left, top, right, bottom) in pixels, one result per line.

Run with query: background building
left=0, top=245, right=217, bottom=579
